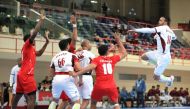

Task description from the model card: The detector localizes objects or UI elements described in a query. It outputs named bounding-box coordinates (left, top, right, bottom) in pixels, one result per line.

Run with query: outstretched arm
left=128, top=28, right=156, bottom=34
left=70, top=15, right=78, bottom=47
left=36, top=30, right=50, bottom=56
left=76, top=64, right=96, bottom=76
left=29, top=14, right=46, bottom=43
left=114, top=33, right=127, bottom=60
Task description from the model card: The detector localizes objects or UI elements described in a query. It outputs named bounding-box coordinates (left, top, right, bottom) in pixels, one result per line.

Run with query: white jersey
left=76, top=50, right=95, bottom=99
left=10, top=65, right=20, bottom=87
left=135, top=25, right=176, bottom=54
left=154, top=25, right=176, bottom=54
left=76, top=50, right=95, bottom=69
left=50, top=51, right=77, bottom=72
left=51, top=51, right=80, bottom=100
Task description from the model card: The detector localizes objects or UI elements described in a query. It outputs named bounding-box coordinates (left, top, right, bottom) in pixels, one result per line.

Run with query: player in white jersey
left=48, top=38, right=81, bottom=109
left=76, top=39, right=95, bottom=109
left=9, top=58, right=21, bottom=103
left=128, top=17, right=177, bottom=86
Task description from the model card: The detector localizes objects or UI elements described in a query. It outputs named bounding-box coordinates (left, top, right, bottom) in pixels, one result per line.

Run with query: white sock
left=159, top=75, right=172, bottom=83
left=72, top=103, right=80, bottom=109
left=48, top=101, right=57, bottom=109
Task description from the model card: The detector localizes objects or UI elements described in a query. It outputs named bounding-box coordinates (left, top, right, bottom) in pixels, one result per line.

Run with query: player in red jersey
left=11, top=14, right=49, bottom=109
left=71, top=33, right=127, bottom=109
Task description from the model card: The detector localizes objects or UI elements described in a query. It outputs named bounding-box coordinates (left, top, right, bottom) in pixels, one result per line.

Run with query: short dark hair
left=98, top=45, right=109, bottom=56
left=59, top=38, right=70, bottom=51
left=23, top=34, right=30, bottom=42
left=163, top=16, right=171, bottom=25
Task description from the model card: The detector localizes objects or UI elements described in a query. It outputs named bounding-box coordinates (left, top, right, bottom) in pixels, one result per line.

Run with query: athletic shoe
left=166, top=75, right=174, bottom=87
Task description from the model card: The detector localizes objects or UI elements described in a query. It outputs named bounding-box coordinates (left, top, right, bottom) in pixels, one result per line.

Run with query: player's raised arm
left=114, top=32, right=127, bottom=60
left=128, top=28, right=156, bottom=34
left=70, top=15, right=78, bottom=47
left=168, top=29, right=177, bottom=40
left=29, top=13, right=46, bottom=43
left=36, top=30, right=50, bottom=56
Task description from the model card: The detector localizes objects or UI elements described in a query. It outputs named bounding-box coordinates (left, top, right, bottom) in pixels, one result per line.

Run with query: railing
left=96, top=16, right=120, bottom=24
left=0, top=35, right=190, bottom=66
left=128, top=21, right=155, bottom=27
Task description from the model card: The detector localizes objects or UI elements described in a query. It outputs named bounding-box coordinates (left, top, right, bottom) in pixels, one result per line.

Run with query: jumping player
left=72, top=33, right=127, bottom=109
left=48, top=38, right=81, bottom=109
left=57, top=14, right=79, bottom=109
left=76, top=39, right=95, bottom=109
left=11, top=14, right=49, bottom=109
left=128, top=17, right=176, bottom=86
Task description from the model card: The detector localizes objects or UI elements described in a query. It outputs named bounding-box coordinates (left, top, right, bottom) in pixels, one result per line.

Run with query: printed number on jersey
left=77, top=52, right=84, bottom=59
left=58, top=58, right=65, bottom=67
left=103, top=63, right=112, bottom=75
left=167, top=35, right=171, bottom=44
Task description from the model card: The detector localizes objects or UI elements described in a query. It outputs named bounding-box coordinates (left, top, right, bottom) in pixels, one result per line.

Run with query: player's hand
left=78, top=80, right=83, bottom=87
left=127, top=30, right=136, bottom=34
left=40, top=9, right=46, bottom=20
left=69, top=71, right=78, bottom=77
left=44, top=30, right=50, bottom=44
left=70, top=15, right=76, bottom=24
left=113, top=32, right=121, bottom=39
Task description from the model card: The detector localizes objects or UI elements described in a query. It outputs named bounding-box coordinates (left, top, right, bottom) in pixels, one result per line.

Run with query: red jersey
left=69, top=43, right=76, bottom=54
left=91, top=55, right=120, bottom=88
left=19, top=39, right=36, bottom=76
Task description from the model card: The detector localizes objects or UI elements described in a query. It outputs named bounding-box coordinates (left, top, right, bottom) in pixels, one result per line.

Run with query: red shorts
left=16, top=74, right=37, bottom=94
left=91, top=86, right=118, bottom=103
left=60, top=91, right=70, bottom=101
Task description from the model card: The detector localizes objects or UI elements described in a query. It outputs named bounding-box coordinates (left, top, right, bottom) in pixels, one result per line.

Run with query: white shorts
left=145, top=51, right=171, bottom=76
left=160, top=95, right=172, bottom=101
left=180, top=96, right=186, bottom=104
left=78, top=75, right=93, bottom=99
left=12, top=83, right=17, bottom=94
left=52, top=75, right=80, bottom=102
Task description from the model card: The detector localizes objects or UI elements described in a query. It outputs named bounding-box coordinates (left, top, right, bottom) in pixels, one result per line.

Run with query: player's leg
left=141, top=51, right=157, bottom=65
left=90, top=99, right=97, bottom=109
left=57, top=91, right=71, bottom=109
left=57, top=100, right=71, bottom=109
left=49, top=76, right=65, bottom=109
left=108, top=87, right=120, bottom=109
left=153, top=55, right=174, bottom=86
left=12, top=76, right=24, bottom=109
left=81, top=99, right=90, bottom=109
left=80, top=76, right=93, bottom=109
left=25, top=91, right=36, bottom=109
left=11, top=93, right=23, bottom=109
left=10, top=84, right=17, bottom=106
left=64, top=77, right=80, bottom=109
